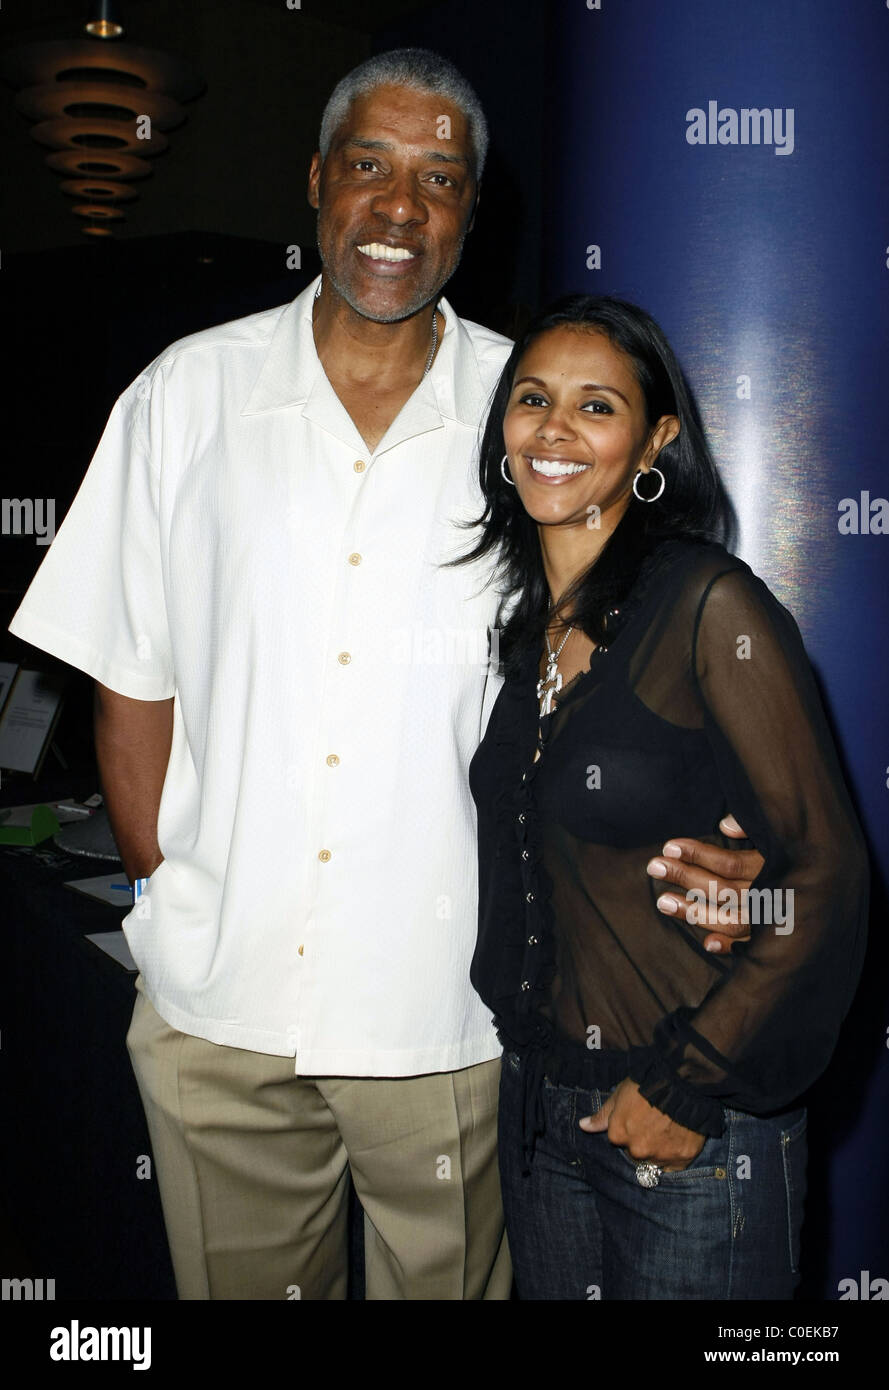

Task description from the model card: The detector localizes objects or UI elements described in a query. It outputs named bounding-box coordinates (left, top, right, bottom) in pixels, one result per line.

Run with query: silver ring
left=634, top=1160, right=662, bottom=1188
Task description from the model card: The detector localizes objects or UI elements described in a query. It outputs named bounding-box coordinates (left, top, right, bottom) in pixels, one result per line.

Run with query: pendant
left=536, top=670, right=563, bottom=716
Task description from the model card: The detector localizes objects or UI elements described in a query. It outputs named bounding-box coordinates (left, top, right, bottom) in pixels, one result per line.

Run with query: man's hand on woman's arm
left=580, top=815, right=763, bottom=1152
left=647, top=813, right=764, bottom=954
left=93, top=681, right=174, bottom=886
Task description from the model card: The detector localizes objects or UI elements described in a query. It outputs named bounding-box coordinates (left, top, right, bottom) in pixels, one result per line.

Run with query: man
left=8, top=49, right=757, bottom=1300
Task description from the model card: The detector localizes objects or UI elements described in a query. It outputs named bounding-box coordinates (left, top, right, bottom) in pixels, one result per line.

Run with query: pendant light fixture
left=85, top=2, right=125, bottom=40
left=1, top=5, right=204, bottom=237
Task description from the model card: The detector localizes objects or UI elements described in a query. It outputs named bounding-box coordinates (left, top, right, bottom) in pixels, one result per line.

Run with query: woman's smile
left=525, top=454, right=593, bottom=482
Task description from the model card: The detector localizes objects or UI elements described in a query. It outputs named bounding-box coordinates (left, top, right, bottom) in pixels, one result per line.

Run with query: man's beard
left=315, top=216, right=466, bottom=323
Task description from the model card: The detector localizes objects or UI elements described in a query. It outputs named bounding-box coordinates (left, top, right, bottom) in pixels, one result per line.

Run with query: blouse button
left=525, top=891, right=535, bottom=903
left=527, top=935, right=538, bottom=946
left=521, top=981, right=531, bottom=992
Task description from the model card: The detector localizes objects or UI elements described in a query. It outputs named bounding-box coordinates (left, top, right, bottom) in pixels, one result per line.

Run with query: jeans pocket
left=780, top=1110, right=808, bottom=1275
left=612, top=1129, right=726, bottom=1183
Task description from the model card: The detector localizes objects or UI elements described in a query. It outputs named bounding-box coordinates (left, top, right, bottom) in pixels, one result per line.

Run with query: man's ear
left=307, top=152, right=322, bottom=210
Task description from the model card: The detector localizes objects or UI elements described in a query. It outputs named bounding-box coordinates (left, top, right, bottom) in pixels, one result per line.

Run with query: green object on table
left=0, top=803, right=61, bottom=846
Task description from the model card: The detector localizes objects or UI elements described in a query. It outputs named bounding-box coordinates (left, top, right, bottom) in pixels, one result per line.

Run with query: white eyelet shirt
left=9, top=275, right=513, bottom=1073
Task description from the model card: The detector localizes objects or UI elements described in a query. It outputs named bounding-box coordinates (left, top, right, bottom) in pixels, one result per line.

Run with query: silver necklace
left=314, top=277, right=438, bottom=377
left=537, top=623, right=574, bottom=716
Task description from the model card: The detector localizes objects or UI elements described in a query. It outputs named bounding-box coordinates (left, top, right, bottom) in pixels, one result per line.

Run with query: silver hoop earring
left=500, top=454, right=516, bottom=487
left=633, top=466, right=665, bottom=502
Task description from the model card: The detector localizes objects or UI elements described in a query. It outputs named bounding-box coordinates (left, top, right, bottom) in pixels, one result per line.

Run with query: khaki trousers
left=126, top=983, right=512, bottom=1300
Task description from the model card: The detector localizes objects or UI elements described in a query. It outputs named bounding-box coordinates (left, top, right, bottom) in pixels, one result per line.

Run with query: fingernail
left=705, top=940, right=722, bottom=952
left=656, top=894, right=679, bottom=914
left=662, top=842, right=682, bottom=858
left=647, top=859, right=667, bottom=878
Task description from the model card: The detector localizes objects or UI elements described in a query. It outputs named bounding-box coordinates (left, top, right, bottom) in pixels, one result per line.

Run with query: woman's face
left=502, top=325, right=678, bottom=535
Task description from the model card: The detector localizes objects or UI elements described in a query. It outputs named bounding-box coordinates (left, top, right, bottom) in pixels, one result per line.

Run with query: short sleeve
left=8, top=370, right=175, bottom=700
left=629, top=563, right=869, bottom=1128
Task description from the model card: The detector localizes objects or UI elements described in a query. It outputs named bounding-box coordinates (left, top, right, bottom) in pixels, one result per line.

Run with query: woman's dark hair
left=457, top=294, right=735, bottom=674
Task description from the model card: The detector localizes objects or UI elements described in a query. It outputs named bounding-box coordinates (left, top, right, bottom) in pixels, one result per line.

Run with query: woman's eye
left=582, top=400, right=613, bottom=414
left=518, top=393, right=549, bottom=407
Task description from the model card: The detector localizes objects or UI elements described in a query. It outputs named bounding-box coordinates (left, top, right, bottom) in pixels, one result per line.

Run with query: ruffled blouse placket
left=509, top=710, right=558, bottom=1167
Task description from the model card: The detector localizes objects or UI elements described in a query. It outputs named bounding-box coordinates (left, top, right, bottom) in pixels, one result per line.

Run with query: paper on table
left=85, top=931, right=137, bottom=972
left=0, top=662, right=17, bottom=715
left=64, top=872, right=133, bottom=907
left=1, top=798, right=93, bottom=827
left=0, top=668, right=65, bottom=775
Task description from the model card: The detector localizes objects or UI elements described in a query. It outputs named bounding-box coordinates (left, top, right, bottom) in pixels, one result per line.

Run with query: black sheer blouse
left=469, top=539, right=869, bottom=1159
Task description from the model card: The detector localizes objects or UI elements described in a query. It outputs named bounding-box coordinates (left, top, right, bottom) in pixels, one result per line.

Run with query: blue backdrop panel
left=546, top=0, right=889, bottom=1297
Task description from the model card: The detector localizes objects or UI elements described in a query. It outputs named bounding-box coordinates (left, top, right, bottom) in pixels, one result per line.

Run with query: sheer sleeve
left=628, top=563, right=869, bottom=1131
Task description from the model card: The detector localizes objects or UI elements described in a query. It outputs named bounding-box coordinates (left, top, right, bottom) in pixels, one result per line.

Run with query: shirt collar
left=240, top=273, right=493, bottom=440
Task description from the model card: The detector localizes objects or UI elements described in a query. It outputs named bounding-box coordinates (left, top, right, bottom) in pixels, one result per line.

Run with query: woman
left=463, top=295, right=869, bottom=1300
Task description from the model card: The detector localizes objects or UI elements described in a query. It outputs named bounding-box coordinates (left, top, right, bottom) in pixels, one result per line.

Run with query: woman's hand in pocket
left=579, top=1078, right=706, bottom=1172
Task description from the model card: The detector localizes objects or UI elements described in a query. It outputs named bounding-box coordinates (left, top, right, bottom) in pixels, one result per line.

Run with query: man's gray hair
left=319, top=48, right=489, bottom=180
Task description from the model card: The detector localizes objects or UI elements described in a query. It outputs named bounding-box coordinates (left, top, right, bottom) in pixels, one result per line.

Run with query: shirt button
left=525, top=891, right=535, bottom=903
left=326, top=753, right=340, bottom=767
left=521, top=850, right=529, bottom=861
left=318, top=849, right=331, bottom=863
left=521, top=981, right=531, bottom=991
left=348, top=552, right=362, bottom=566
left=297, top=944, right=304, bottom=956
left=353, top=460, right=366, bottom=473
left=528, top=935, right=538, bottom=945
left=517, top=813, right=526, bottom=824
left=337, top=652, right=351, bottom=665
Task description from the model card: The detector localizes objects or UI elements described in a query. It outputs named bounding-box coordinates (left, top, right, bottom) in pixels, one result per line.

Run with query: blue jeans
left=498, top=1050, right=807, bottom=1300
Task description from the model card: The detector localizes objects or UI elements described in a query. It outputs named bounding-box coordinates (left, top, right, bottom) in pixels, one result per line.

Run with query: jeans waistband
left=502, top=1040, right=634, bottom=1093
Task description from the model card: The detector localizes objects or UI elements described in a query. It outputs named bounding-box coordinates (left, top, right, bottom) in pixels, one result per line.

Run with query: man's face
left=307, top=82, right=478, bottom=323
